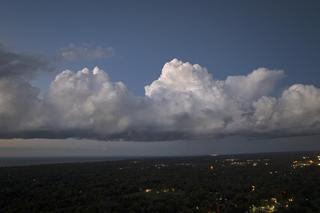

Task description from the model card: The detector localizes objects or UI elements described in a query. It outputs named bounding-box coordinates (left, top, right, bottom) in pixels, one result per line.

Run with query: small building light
left=144, top=188, right=152, bottom=193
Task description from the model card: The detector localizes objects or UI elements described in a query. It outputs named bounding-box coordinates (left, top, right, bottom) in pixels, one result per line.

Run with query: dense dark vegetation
left=1, top=152, right=320, bottom=212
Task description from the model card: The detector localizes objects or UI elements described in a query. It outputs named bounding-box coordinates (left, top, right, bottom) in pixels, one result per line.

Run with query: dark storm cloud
left=0, top=44, right=50, bottom=79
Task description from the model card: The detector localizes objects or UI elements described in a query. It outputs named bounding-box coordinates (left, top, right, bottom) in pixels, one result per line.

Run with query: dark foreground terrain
left=1, top=152, right=320, bottom=213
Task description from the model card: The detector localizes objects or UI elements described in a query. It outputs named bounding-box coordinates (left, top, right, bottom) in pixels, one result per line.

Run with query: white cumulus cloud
left=0, top=58, right=319, bottom=141
left=46, top=67, right=138, bottom=135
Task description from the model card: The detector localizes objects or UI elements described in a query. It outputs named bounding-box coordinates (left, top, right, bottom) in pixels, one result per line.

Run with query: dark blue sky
left=1, top=0, right=320, bottom=94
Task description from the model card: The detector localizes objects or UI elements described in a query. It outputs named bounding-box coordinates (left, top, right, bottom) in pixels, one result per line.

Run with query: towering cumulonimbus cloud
left=0, top=58, right=319, bottom=141
left=46, top=67, right=135, bottom=135
left=144, top=59, right=287, bottom=136
left=252, top=84, right=320, bottom=135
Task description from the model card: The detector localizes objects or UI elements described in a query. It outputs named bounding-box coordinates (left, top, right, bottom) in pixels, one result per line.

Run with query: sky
left=0, top=0, right=320, bottom=156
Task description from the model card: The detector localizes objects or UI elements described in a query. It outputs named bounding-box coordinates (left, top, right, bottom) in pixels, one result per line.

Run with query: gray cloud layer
left=0, top=45, right=49, bottom=79
left=0, top=57, right=319, bottom=141
left=58, top=43, right=114, bottom=61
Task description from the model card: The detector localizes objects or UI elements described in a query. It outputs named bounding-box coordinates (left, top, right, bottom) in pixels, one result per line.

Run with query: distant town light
left=271, top=198, right=278, bottom=204
left=162, top=188, right=169, bottom=193
left=144, top=188, right=152, bottom=193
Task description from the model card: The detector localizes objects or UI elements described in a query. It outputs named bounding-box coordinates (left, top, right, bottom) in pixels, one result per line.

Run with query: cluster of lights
left=269, top=171, right=278, bottom=175
left=250, top=204, right=275, bottom=213
left=230, top=161, right=248, bottom=166
left=292, top=155, right=320, bottom=169
left=144, top=188, right=176, bottom=193
left=250, top=197, right=295, bottom=212
left=154, top=163, right=167, bottom=169
left=250, top=198, right=278, bottom=213
left=175, top=162, right=193, bottom=167
left=223, top=158, right=270, bottom=167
